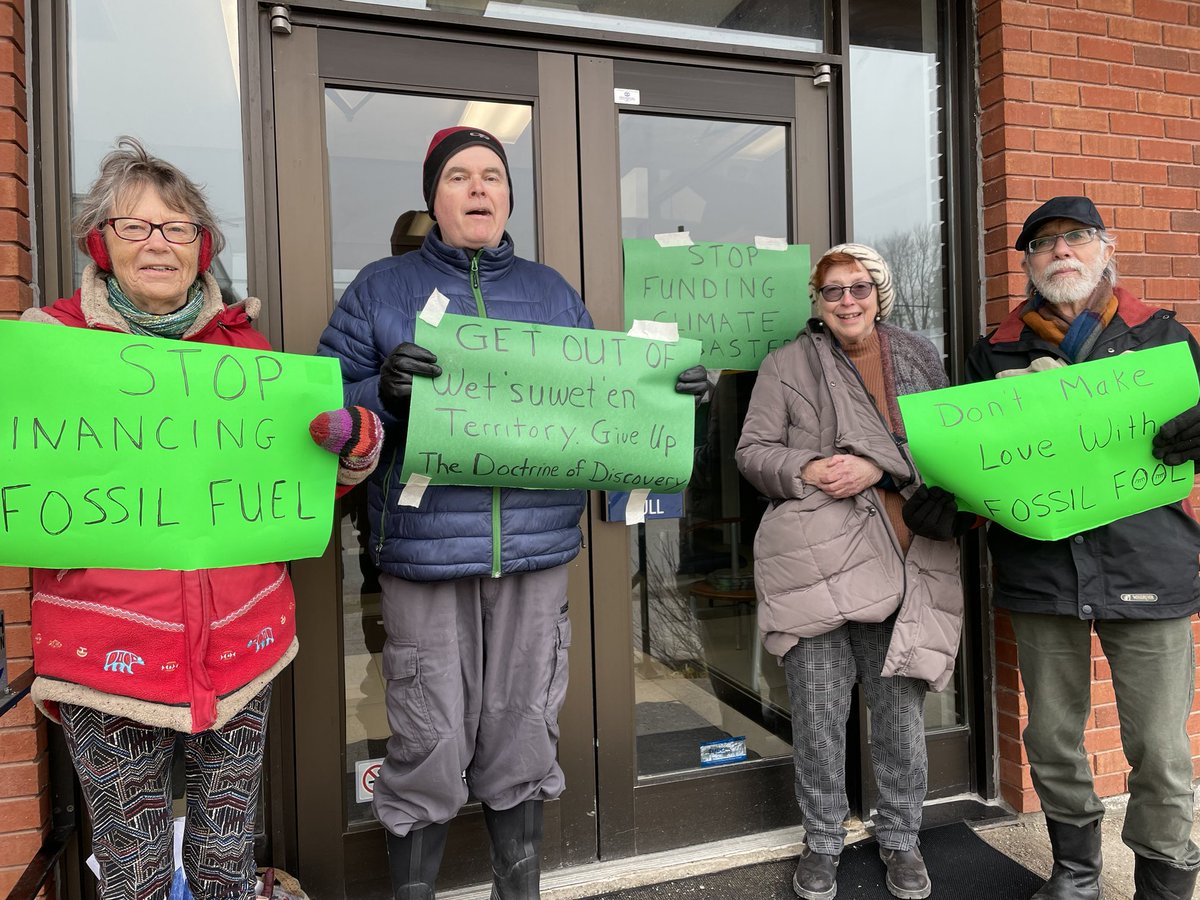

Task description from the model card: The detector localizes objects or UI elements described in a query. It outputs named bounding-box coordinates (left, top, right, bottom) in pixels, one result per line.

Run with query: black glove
left=1152, top=404, right=1200, bottom=466
left=902, top=485, right=975, bottom=541
left=378, top=342, right=441, bottom=420
left=675, top=365, right=709, bottom=397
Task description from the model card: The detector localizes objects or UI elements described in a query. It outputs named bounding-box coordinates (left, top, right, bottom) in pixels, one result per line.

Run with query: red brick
left=0, top=568, right=28, bottom=590
left=1163, top=23, right=1200, bottom=49
left=0, top=41, right=24, bottom=90
left=0, top=594, right=29, bottom=627
left=1035, top=179, right=1088, bottom=199
left=0, top=243, right=30, bottom=280
left=1107, top=17, right=1162, bottom=43
left=1031, top=30, right=1077, bottom=56
left=1093, top=680, right=1118, bottom=705
left=1134, top=0, right=1191, bottom=24
left=984, top=127, right=1035, bottom=156
left=1035, top=131, right=1081, bottom=154
left=0, top=756, right=47, bottom=800
left=1000, top=104, right=1053, bottom=128
left=1146, top=232, right=1200, bottom=254
left=1053, top=156, right=1113, bottom=180
left=1165, top=119, right=1200, bottom=142
left=0, top=109, right=26, bottom=152
left=0, top=828, right=46, bottom=868
left=1174, top=257, right=1200, bottom=278
left=1143, top=185, right=1198, bottom=208
left=1111, top=63, right=1164, bottom=90
left=1080, top=85, right=1138, bottom=111
left=1079, top=0, right=1134, bottom=10
left=1084, top=726, right=1125, bottom=753
left=1093, top=747, right=1132, bottom=775
left=1049, top=56, right=1112, bottom=84
left=0, top=277, right=30, bottom=310
left=1078, top=35, right=1136, bottom=64
left=1165, top=70, right=1200, bottom=96
left=0, top=174, right=26, bottom=213
left=0, top=210, right=28, bottom=247
left=1032, top=81, right=1080, bottom=106
left=1113, top=159, right=1170, bottom=183
left=1111, top=112, right=1166, bottom=137
left=1141, top=139, right=1195, bottom=163
left=0, top=7, right=20, bottom=53
left=1139, top=91, right=1192, bottom=117
left=1147, top=277, right=1199, bottom=301
left=1051, top=107, right=1110, bottom=132
left=1049, top=9, right=1109, bottom=35
left=4, top=623, right=28, bottom=658
left=0, top=74, right=27, bottom=121
left=0, top=792, right=48, bottom=834
left=1134, top=44, right=1191, bottom=70
left=1081, top=133, right=1139, bottom=159
left=1121, top=255, right=1174, bottom=277
left=1171, top=211, right=1200, bottom=233
left=981, top=74, right=1033, bottom=107
left=1093, top=771, right=1129, bottom=798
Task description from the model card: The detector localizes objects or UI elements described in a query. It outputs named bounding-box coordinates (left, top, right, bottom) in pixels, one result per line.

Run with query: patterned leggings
left=59, top=685, right=271, bottom=900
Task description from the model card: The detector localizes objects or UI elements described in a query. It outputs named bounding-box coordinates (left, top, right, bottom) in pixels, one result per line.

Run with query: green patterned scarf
left=106, top=276, right=205, bottom=339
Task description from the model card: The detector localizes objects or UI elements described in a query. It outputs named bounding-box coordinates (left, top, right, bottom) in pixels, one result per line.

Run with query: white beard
left=1033, top=256, right=1107, bottom=306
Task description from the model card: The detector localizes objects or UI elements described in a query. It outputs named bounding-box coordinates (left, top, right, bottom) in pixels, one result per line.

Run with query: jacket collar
left=419, top=225, right=516, bottom=280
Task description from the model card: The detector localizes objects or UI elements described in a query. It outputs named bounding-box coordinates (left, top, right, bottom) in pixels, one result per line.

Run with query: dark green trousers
left=1010, top=611, right=1200, bottom=867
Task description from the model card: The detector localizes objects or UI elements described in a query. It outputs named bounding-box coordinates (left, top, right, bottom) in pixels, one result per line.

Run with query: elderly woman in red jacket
left=21, top=137, right=380, bottom=900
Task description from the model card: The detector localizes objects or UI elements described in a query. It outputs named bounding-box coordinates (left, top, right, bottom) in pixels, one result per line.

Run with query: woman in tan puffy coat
left=735, top=244, right=963, bottom=900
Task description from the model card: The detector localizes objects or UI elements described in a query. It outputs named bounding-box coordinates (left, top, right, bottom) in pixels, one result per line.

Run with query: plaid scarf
left=1020, top=279, right=1116, bottom=362
left=106, top=276, right=205, bottom=339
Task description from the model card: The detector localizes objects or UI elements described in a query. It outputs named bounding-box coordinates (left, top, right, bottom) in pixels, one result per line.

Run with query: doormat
left=585, top=821, right=1045, bottom=899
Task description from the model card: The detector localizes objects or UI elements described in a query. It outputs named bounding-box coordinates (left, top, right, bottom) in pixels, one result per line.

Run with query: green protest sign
left=897, top=342, right=1198, bottom=541
left=401, top=314, right=701, bottom=493
left=0, top=319, right=341, bottom=570
left=622, top=239, right=809, bottom=371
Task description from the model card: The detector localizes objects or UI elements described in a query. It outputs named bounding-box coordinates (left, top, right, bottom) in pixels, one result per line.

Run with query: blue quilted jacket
left=317, top=228, right=592, bottom=581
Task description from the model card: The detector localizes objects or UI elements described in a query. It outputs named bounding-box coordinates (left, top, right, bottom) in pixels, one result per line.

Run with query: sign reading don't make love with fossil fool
left=401, top=314, right=701, bottom=494
left=0, top=319, right=341, bottom=570
left=897, top=342, right=1198, bottom=541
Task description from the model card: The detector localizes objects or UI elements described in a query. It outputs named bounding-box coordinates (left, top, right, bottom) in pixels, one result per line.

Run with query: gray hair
left=73, top=136, right=225, bottom=257
left=1024, top=230, right=1117, bottom=300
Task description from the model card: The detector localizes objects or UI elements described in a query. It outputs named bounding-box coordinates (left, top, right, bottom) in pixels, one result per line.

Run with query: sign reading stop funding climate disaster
left=897, top=342, right=1198, bottom=541
left=0, top=320, right=341, bottom=569
left=400, top=314, right=702, bottom=495
left=622, top=239, right=809, bottom=371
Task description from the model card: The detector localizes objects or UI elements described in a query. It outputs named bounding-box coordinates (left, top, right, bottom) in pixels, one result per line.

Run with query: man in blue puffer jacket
left=319, top=127, right=707, bottom=900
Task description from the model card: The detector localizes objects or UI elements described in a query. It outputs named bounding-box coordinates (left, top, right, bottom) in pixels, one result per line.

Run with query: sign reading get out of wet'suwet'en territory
left=401, top=314, right=701, bottom=494
left=622, top=239, right=809, bottom=371
left=0, top=320, right=341, bottom=570
left=898, top=342, right=1198, bottom=541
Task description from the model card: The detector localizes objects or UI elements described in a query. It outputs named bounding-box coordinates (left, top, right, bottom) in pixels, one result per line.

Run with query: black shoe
left=483, top=799, right=544, bottom=900
left=792, top=843, right=839, bottom=900
left=1032, top=819, right=1103, bottom=900
left=386, top=823, right=449, bottom=900
left=1133, top=855, right=1199, bottom=900
left=879, top=846, right=932, bottom=900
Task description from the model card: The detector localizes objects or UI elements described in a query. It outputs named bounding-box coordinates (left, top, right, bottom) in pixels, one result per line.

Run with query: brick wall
left=978, top=0, right=1200, bottom=812
left=0, top=0, right=47, bottom=893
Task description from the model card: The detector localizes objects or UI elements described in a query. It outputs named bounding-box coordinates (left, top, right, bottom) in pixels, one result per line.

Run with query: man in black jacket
left=905, top=196, right=1200, bottom=900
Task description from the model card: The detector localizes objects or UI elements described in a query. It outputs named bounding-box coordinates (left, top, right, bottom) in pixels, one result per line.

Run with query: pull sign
left=614, top=88, right=641, bottom=105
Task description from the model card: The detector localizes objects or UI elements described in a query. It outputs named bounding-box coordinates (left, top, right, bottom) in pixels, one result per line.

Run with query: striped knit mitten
left=309, top=406, right=385, bottom=486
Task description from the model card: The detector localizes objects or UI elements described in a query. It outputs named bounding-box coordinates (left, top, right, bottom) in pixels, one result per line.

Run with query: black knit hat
left=1016, top=196, right=1106, bottom=251
left=422, top=126, right=513, bottom=215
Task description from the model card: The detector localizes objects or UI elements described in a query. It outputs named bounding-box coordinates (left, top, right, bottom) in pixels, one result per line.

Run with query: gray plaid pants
left=784, top=617, right=927, bottom=854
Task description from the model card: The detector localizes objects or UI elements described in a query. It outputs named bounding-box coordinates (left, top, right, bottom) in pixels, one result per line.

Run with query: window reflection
left=620, top=114, right=793, bottom=777
left=69, top=0, right=247, bottom=299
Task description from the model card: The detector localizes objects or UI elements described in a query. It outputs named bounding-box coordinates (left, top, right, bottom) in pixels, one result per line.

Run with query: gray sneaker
left=792, top=843, right=839, bottom=900
left=879, top=846, right=932, bottom=900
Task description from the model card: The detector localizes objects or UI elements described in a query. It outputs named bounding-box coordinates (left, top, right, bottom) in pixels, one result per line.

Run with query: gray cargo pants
left=373, top=566, right=571, bottom=836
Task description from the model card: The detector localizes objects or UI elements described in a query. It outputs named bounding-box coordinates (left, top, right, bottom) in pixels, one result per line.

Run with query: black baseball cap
left=1015, top=196, right=1106, bottom=251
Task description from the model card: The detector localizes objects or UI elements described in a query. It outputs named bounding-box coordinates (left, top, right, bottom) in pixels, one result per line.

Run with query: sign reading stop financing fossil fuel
left=400, top=314, right=702, bottom=494
left=897, top=342, right=1198, bottom=541
left=0, top=319, right=341, bottom=569
left=622, top=239, right=810, bottom=371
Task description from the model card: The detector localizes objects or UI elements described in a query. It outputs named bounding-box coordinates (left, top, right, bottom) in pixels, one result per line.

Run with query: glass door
left=578, top=58, right=834, bottom=856
left=269, top=25, right=594, bottom=899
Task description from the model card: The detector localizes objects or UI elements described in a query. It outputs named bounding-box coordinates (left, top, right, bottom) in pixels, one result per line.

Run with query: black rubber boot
left=792, top=842, right=839, bottom=900
left=1032, top=818, right=1103, bottom=899
left=1133, top=855, right=1199, bottom=899
left=386, top=823, right=449, bottom=900
left=483, top=799, right=544, bottom=900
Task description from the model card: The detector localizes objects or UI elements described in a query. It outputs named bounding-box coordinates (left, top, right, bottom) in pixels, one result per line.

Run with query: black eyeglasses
left=1026, top=227, right=1098, bottom=255
left=105, top=217, right=201, bottom=245
left=819, top=281, right=875, bottom=303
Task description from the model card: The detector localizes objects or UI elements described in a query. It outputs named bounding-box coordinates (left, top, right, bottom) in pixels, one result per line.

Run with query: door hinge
left=813, top=64, right=832, bottom=87
left=269, top=4, right=292, bottom=35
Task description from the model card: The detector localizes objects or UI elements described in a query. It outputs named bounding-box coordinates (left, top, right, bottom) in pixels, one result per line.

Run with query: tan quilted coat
left=735, top=325, right=964, bottom=691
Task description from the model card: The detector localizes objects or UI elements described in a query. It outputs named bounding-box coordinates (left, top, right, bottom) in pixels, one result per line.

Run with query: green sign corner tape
left=897, top=341, right=1199, bottom=541
left=0, top=319, right=342, bottom=569
left=401, top=314, right=701, bottom=494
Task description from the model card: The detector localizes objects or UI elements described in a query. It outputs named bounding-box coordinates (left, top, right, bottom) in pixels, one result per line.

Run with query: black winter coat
left=966, top=286, right=1200, bottom=621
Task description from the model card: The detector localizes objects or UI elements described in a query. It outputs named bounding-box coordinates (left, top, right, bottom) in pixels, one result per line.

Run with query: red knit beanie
left=422, top=126, right=514, bottom=215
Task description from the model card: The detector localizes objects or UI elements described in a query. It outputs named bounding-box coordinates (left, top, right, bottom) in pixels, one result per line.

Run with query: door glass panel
left=620, top=114, right=793, bottom=778
left=342, top=1, right=825, bottom=52
left=850, top=0, right=962, bottom=733
left=324, top=92, right=536, bottom=823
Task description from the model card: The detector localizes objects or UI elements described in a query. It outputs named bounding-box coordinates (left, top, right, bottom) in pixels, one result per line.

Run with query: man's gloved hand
left=902, top=485, right=975, bottom=541
left=309, top=406, right=385, bottom=486
left=1152, top=404, right=1200, bottom=466
left=379, top=342, right=441, bottom=419
left=675, top=365, right=709, bottom=397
